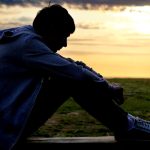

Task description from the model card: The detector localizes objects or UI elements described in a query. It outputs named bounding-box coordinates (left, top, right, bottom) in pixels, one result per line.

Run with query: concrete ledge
left=18, top=136, right=150, bottom=149
left=27, top=136, right=116, bottom=144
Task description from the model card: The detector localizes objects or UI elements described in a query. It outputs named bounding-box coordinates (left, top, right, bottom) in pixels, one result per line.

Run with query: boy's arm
left=67, top=58, right=124, bottom=105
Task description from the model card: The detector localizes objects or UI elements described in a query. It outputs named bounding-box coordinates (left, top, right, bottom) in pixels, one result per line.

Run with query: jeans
left=16, top=77, right=128, bottom=146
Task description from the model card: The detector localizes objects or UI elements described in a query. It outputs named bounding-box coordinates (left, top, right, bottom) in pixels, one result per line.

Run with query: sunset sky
left=0, top=1, right=150, bottom=78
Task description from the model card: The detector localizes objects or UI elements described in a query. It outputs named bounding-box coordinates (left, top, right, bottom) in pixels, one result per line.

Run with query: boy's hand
left=110, top=83, right=124, bottom=105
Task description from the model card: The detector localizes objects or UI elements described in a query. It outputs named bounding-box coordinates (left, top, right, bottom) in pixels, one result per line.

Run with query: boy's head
left=33, top=4, right=75, bottom=52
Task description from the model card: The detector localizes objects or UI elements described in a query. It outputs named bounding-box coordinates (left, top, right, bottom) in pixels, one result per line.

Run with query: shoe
left=115, top=117, right=150, bottom=142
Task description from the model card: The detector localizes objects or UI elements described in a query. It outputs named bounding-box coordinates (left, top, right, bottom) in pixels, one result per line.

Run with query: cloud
left=0, top=0, right=150, bottom=6
left=77, top=23, right=99, bottom=29
left=58, top=0, right=150, bottom=6
left=0, top=0, right=45, bottom=5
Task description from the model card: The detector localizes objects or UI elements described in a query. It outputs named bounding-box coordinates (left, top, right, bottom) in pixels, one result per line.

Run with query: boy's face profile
left=44, top=28, right=71, bottom=53
left=33, top=5, right=75, bottom=53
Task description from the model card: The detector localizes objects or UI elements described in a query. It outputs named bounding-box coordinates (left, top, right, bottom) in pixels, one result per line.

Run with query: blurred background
left=0, top=0, right=150, bottom=78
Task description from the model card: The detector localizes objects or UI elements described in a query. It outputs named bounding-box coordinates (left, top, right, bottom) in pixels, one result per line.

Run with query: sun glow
left=60, top=5, right=150, bottom=78
left=125, top=6, right=150, bottom=34
left=1, top=4, right=150, bottom=78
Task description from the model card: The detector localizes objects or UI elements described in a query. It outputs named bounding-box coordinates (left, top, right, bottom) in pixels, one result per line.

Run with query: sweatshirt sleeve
left=22, top=35, right=110, bottom=87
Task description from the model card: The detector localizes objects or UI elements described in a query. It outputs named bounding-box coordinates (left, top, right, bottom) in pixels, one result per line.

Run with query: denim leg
left=18, top=78, right=128, bottom=145
left=71, top=81, right=128, bottom=133
left=17, top=78, right=71, bottom=142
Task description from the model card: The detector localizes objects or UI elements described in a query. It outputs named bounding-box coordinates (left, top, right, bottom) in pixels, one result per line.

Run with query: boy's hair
left=33, top=4, right=75, bottom=36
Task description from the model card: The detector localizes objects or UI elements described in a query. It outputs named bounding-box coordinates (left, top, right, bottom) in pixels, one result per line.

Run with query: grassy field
left=32, top=78, right=150, bottom=137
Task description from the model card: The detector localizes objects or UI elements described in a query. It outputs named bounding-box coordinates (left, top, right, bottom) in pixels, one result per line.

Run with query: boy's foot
left=115, top=117, right=150, bottom=142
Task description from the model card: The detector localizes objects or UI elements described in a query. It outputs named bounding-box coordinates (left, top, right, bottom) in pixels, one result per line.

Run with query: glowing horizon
left=0, top=5, right=150, bottom=78
left=59, top=5, right=150, bottom=78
